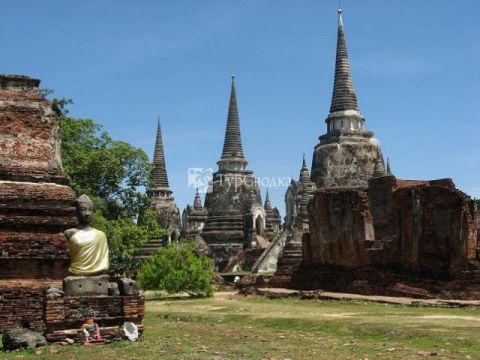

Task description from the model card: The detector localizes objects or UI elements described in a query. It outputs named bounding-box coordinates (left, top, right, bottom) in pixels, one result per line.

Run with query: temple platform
left=0, top=280, right=145, bottom=343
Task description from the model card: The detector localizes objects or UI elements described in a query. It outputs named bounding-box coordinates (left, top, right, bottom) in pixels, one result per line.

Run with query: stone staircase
left=269, top=231, right=304, bottom=288
left=251, top=230, right=288, bottom=274
left=135, top=238, right=165, bottom=261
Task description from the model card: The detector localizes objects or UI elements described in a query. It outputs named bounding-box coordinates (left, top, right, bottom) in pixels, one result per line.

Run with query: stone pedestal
left=44, top=294, right=145, bottom=343
left=63, top=275, right=109, bottom=297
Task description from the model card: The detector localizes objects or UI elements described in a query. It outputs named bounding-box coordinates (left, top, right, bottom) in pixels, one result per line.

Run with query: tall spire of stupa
left=152, top=116, right=169, bottom=188
left=221, top=75, right=244, bottom=159
left=325, top=8, right=365, bottom=133
left=218, top=75, right=248, bottom=171
left=330, top=8, right=359, bottom=113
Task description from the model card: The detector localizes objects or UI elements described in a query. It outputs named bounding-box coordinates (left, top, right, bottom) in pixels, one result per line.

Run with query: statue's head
left=77, top=195, right=94, bottom=226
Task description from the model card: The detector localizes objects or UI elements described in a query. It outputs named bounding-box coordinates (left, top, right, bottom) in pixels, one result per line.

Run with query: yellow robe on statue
left=68, top=228, right=109, bottom=276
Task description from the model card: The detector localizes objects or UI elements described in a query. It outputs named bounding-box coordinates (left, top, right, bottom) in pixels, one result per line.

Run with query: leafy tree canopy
left=42, top=89, right=152, bottom=219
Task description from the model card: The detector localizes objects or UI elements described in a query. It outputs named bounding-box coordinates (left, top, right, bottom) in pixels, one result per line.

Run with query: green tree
left=138, top=241, right=215, bottom=297
left=42, top=90, right=163, bottom=275
left=42, top=89, right=151, bottom=219
left=60, top=116, right=151, bottom=219
left=93, top=209, right=167, bottom=275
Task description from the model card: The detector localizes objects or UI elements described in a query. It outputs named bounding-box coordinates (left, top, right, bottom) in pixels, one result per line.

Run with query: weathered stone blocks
left=311, top=131, right=383, bottom=188
left=116, top=277, right=140, bottom=296
left=63, top=275, right=109, bottom=297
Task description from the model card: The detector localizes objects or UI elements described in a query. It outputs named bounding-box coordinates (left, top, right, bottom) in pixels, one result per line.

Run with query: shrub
left=93, top=208, right=167, bottom=276
left=137, top=241, right=215, bottom=297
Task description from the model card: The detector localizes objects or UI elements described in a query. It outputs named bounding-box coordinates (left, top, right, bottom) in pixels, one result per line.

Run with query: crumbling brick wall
left=0, top=281, right=46, bottom=331
left=296, top=176, right=477, bottom=295
left=305, top=187, right=374, bottom=268
left=0, top=75, right=77, bottom=280
left=0, top=75, right=78, bottom=332
left=0, top=182, right=76, bottom=279
left=44, top=295, right=145, bottom=342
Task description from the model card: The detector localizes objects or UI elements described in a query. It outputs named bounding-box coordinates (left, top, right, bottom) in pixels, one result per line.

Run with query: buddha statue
left=65, top=195, right=109, bottom=276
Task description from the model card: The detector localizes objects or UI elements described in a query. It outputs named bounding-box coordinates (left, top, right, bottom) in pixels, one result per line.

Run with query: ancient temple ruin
left=136, top=119, right=181, bottom=261
left=201, top=76, right=278, bottom=271
left=288, top=9, right=479, bottom=299
left=263, top=190, right=282, bottom=239
left=181, top=189, right=210, bottom=255
left=147, top=118, right=181, bottom=240
left=310, top=9, right=383, bottom=188
left=294, top=175, right=478, bottom=299
left=0, top=75, right=78, bottom=331
left=182, top=188, right=208, bottom=239
left=284, top=155, right=316, bottom=232
left=266, top=156, right=316, bottom=284
left=0, top=75, right=144, bottom=337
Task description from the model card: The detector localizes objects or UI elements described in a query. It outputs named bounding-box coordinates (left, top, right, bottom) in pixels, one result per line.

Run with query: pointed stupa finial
left=193, top=187, right=202, bottom=209
left=264, top=189, right=272, bottom=210
left=386, top=157, right=392, bottom=175
left=152, top=116, right=170, bottom=188
left=300, top=154, right=311, bottom=183
left=219, top=75, right=246, bottom=164
left=329, top=6, right=359, bottom=114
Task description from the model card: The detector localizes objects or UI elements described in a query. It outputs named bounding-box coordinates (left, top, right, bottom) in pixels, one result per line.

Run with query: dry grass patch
left=2, top=292, right=480, bottom=359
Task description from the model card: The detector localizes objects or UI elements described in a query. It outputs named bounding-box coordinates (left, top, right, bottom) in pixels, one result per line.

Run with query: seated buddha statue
left=65, top=195, right=109, bottom=276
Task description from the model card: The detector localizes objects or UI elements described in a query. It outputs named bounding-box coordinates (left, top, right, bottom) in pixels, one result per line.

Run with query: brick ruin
left=0, top=74, right=144, bottom=340
left=0, top=75, right=77, bottom=281
left=292, top=175, right=479, bottom=299
left=45, top=295, right=144, bottom=342
left=0, top=75, right=76, bottom=331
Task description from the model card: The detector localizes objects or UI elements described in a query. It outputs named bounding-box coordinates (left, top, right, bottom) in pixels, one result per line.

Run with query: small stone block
left=63, top=275, right=109, bottom=297
left=117, top=277, right=139, bottom=296
left=108, top=282, right=120, bottom=296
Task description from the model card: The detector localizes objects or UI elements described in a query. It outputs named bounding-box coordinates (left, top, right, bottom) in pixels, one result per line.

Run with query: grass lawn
left=2, top=291, right=480, bottom=359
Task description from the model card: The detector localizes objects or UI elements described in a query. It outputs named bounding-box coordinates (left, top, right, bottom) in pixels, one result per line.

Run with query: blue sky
left=1, top=0, right=479, bottom=216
